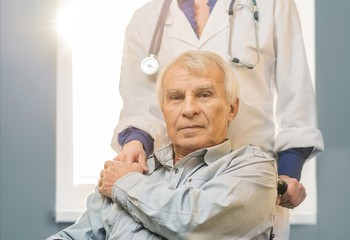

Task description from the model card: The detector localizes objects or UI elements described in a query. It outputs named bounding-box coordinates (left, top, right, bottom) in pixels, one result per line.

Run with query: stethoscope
left=140, top=0, right=172, bottom=75
left=140, top=0, right=260, bottom=75
left=228, top=0, right=260, bottom=69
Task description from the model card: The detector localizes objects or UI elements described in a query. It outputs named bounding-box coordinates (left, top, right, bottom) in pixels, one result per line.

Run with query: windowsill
left=290, top=211, right=317, bottom=225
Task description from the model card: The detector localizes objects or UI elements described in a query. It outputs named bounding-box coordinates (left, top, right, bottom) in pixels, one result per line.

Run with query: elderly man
left=47, top=51, right=277, bottom=240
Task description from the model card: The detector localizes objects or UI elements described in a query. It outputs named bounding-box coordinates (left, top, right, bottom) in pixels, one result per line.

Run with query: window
left=56, top=0, right=317, bottom=224
left=289, top=0, right=317, bottom=224
left=55, top=0, right=150, bottom=222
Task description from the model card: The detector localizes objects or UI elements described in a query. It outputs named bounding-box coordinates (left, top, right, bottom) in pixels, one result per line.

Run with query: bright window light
left=57, top=0, right=150, bottom=185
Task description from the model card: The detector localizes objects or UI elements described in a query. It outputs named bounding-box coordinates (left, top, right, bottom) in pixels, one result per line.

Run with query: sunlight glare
left=56, top=0, right=151, bottom=184
left=56, top=1, right=77, bottom=46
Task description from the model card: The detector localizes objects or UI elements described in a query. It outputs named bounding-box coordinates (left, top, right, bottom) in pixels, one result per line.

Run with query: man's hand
left=98, top=160, right=144, bottom=198
left=114, top=140, right=148, bottom=172
left=276, top=175, right=307, bottom=209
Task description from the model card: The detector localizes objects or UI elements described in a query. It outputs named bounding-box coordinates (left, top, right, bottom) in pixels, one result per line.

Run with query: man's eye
left=169, top=95, right=182, bottom=101
left=198, top=92, right=212, bottom=98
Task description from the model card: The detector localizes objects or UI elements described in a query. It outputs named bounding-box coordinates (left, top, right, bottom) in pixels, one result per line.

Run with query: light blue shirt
left=48, top=140, right=277, bottom=240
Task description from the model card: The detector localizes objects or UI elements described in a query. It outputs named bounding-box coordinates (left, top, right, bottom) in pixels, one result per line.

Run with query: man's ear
left=228, top=99, right=239, bottom=122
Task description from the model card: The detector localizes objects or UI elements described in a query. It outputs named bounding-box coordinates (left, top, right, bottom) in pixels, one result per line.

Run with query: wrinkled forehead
left=163, top=63, right=224, bottom=85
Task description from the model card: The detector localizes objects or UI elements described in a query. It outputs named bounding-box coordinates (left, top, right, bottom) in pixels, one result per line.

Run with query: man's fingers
left=138, top=156, right=148, bottom=172
left=279, top=190, right=307, bottom=208
left=104, top=160, right=113, bottom=169
left=114, top=154, right=137, bottom=164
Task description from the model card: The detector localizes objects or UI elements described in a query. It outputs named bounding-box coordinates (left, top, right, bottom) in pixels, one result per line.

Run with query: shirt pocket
left=186, top=177, right=207, bottom=188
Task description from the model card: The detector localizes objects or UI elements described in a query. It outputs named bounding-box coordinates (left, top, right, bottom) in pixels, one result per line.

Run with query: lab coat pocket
left=234, top=50, right=275, bottom=107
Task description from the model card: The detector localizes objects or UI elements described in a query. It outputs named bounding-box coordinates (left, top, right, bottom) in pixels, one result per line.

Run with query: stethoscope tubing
left=148, top=0, right=172, bottom=58
left=142, top=0, right=260, bottom=74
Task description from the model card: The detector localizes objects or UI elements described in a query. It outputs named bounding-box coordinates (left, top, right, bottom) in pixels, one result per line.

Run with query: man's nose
left=181, top=96, right=200, bottom=117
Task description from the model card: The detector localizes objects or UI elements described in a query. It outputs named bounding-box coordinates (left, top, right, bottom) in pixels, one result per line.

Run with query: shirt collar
left=203, top=139, right=232, bottom=164
left=148, top=139, right=232, bottom=172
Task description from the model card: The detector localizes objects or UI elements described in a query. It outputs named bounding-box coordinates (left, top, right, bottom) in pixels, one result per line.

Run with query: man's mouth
left=178, top=125, right=204, bottom=131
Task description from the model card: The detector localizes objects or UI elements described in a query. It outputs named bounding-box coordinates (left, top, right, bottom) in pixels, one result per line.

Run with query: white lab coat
left=112, top=0, right=324, bottom=238
left=112, top=0, right=323, bottom=159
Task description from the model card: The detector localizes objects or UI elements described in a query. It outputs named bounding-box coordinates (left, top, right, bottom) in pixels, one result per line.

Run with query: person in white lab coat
left=111, top=0, right=324, bottom=239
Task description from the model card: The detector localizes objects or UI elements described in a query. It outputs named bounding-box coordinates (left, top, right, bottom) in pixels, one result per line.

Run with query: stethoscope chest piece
left=141, top=55, right=159, bottom=75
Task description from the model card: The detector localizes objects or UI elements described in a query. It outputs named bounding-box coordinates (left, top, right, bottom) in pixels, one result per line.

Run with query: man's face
left=162, top=64, right=237, bottom=158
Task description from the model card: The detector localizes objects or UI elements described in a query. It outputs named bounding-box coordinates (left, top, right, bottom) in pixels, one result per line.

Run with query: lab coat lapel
left=199, top=0, right=230, bottom=46
left=168, top=0, right=199, bottom=47
left=167, top=0, right=230, bottom=48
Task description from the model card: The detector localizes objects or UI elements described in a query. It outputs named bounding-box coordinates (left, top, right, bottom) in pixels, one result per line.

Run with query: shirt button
left=173, top=168, right=179, bottom=174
